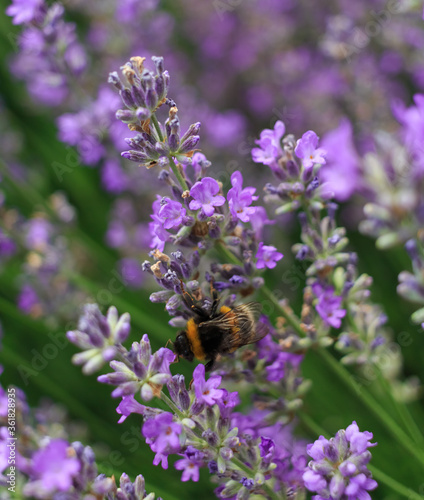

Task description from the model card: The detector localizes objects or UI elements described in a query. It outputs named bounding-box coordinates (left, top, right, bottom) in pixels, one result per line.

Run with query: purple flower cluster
left=67, top=304, right=131, bottom=374
left=0, top=375, right=161, bottom=499
left=111, top=57, right=202, bottom=170
left=1, top=193, right=91, bottom=324
left=189, top=177, right=225, bottom=218
left=303, top=421, right=378, bottom=500
left=104, top=348, right=308, bottom=497
left=251, top=118, right=405, bottom=380
left=57, top=86, right=128, bottom=167
left=98, top=333, right=174, bottom=401
left=7, top=0, right=86, bottom=106
left=257, top=122, right=331, bottom=216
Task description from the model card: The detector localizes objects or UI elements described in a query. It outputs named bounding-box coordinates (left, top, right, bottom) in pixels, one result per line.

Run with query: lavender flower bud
left=152, top=56, right=164, bottom=74
left=121, top=150, right=149, bottom=162
left=150, top=290, right=174, bottom=303
left=132, top=85, right=146, bottom=108
left=108, top=71, right=124, bottom=90
left=202, top=429, right=219, bottom=447
left=116, top=109, right=137, bottom=123
left=136, top=107, right=150, bottom=121
left=144, top=73, right=158, bottom=110
left=120, top=88, right=136, bottom=109
left=179, top=135, right=200, bottom=154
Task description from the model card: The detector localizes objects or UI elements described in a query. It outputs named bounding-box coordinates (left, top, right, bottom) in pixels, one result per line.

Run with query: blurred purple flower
left=18, top=285, right=39, bottom=315
left=6, top=0, right=44, bottom=25
left=0, top=229, right=17, bottom=257
left=115, top=0, right=159, bottom=23
left=203, top=110, right=246, bottom=149
left=25, top=218, right=51, bottom=250
left=320, top=119, right=361, bottom=201
left=249, top=206, right=274, bottom=239
left=119, top=258, right=144, bottom=289
left=266, top=351, right=304, bottom=383
left=101, top=159, right=129, bottom=194
left=57, top=87, right=121, bottom=166
left=27, top=439, right=80, bottom=495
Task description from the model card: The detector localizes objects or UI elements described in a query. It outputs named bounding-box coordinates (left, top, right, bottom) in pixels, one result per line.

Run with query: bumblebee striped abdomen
left=185, top=318, right=206, bottom=360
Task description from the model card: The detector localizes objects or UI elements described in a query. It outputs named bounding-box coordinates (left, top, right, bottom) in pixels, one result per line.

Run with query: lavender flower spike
left=98, top=334, right=175, bottom=401
left=67, top=304, right=130, bottom=375
left=303, top=421, right=377, bottom=500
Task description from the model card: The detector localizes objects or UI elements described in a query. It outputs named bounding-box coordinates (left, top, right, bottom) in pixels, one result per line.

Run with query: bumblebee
left=173, top=285, right=268, bottom=371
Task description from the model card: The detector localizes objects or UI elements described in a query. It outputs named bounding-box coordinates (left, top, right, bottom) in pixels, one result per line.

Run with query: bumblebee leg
left=180, top=280, right=210, bottom=319
left=205, top=358, right=215, bottom=372
left=209, top=279, right=220, bottom=317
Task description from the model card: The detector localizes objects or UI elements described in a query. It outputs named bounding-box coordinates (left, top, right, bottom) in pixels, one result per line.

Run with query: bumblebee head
left=174, top=331, right=194, bottom=362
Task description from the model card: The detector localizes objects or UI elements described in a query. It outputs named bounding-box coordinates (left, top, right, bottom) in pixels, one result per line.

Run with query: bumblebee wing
left=203, top=302, right=268, bottom=354
left=231, top=302, right=263, bottom=320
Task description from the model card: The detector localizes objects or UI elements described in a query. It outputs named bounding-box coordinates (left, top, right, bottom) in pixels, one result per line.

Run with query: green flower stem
left=158, top=391, right=184, bottom=419
left=298, top=411, right=424, bottom=500
left=260, top=284, right=306, bottom=337
left=151, top=116, right=189, bottom=192
left=150, top=113, right=164, bottom=142
left=375, top=368, right=424, bottom=445
left=168, top=155, right=189, bottom=192
left=215, top=240, right=241, bottom=265
left=317, top=348, right=424, bottom=467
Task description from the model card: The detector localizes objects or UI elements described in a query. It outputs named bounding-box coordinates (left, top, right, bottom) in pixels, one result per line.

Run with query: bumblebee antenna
left=179, top=279, right=201, bottom=313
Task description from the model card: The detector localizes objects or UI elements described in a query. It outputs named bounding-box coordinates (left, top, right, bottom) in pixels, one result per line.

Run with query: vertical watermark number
left=6, top=387, right=17, bottom=493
